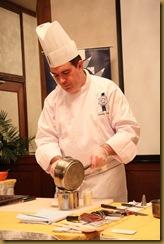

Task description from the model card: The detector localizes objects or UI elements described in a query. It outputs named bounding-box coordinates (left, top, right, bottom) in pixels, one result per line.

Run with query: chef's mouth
left=63, top=87, right=72, bottom=92
left=62, top=84, right=71, bottom=89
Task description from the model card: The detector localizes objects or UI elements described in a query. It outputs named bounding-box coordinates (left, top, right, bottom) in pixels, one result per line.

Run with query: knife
left=101, top=204, right=148, bottom=216
left=121, top=203, right=143, bottom=208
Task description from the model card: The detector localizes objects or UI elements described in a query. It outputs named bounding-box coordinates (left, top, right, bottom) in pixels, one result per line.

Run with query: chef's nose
left=58, top=75, right=66, bottom=83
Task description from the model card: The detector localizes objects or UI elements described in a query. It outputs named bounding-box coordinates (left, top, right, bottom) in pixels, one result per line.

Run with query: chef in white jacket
left=35, top=21, right=140, bottom=202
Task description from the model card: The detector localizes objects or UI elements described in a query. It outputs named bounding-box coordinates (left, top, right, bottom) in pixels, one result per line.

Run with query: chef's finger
left=89, top=155, right=97, bottom=169
left=50, top=162, right=57, bottom=178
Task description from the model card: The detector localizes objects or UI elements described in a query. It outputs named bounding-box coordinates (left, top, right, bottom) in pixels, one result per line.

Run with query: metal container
left=151, top=199, right=160, bottom=218
left=57, top=190, right=79, bottom=210
left=54, top=156, right=91, bottom=191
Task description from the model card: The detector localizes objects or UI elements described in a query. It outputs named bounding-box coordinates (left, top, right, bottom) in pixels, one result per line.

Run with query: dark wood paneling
left=0, top=155, right=160, bottom=201
left=40, top=171, right=55, bottom=197
left=0, top=155, right=55, bottom=197
left=125, top=155, right=160, bottom=202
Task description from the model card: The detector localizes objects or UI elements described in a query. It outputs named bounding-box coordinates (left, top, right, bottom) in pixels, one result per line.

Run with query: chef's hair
left=70, top=55, right=82, bottom=67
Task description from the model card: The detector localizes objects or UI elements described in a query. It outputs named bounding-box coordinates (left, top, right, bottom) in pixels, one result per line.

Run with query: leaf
left=0, top=110, right=35, bottom=164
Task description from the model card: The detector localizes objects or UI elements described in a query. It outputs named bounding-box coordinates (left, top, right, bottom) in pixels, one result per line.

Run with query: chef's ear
left=77, top=60, right=83, bottom=70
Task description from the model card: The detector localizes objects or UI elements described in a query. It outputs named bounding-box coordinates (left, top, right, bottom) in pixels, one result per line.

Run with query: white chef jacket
left=35, top=70, right=140, bottom=201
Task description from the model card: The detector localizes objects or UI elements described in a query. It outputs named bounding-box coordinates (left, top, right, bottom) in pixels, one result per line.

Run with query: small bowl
left=57, top=190, right=79, bottom=210
left=0, top=171, right=9, bottom=181
left=151, top=199, right=160, bottom=218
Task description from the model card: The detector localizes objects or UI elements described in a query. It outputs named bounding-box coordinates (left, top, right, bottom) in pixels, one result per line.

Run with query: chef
left=35, top=21, right=140, bottom=201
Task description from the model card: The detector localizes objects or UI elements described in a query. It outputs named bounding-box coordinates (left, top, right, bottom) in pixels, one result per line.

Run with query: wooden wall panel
left=125, top=158, right=160, bottom=202
left=0, top=155, right=160, bottom=202
left=0, top=155, right=55, bottom=197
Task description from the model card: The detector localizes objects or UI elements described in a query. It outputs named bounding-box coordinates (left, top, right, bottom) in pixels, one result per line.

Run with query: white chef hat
left=36, top=21, right=78, bottom=68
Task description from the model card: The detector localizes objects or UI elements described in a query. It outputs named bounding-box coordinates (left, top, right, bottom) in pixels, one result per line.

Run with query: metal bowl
left=151, top=199, right=160, bottom=218
left=54, top=157, right=85, bottom=191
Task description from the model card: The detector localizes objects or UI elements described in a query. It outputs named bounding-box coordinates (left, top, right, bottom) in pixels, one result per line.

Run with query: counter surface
left=0, top=197, right=160, bottom=240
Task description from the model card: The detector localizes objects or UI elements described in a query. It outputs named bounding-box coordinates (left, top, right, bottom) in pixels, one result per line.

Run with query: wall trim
left=115, top=0, right=124, bottom=92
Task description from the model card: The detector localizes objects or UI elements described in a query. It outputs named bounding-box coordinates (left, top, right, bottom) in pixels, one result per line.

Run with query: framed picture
left=79, top=47, right=111, bottom=80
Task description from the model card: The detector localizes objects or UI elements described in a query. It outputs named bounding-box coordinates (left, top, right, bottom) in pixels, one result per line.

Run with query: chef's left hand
left=90, top=146, right=108, bottom=169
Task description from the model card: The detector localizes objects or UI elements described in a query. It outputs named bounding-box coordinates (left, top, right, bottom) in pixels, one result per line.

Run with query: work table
left=0, top=197, right=160, bottom=240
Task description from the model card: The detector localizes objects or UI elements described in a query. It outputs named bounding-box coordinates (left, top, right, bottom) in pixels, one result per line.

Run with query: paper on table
left=16, top=209, right=73, bottom=225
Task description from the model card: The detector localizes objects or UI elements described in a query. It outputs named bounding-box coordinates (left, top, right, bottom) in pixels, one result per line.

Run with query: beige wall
left=0, top=7, right=41, bottom=152
left=23, top=13, right=42, bottom=152
left=51, top=0, right=160, bottom=155
left=0, top=8, right=22, bottom=75
left=120, top=0, right=160, bottom=154
left=1, top=1, right=159, bottom=155
left=51, top=0, right=119, bottom=85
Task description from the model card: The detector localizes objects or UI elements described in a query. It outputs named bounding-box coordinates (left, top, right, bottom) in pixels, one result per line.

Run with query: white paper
left=111, top=229, right=137, bottom=235
left=17, top=209, right=73, bottom=224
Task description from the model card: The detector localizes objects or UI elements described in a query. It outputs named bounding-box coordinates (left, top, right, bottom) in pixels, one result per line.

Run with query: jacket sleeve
left=106, top=87, right=140, bottom=164
left=35, top=98, right=62, bottom=172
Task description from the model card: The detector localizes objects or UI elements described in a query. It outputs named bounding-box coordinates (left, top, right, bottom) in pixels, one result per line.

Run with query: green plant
left=0, top=110, right=34, bottom=164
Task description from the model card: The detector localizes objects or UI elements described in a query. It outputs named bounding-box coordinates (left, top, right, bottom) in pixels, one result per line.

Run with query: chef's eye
left=62, top=70, right=70, bottom=76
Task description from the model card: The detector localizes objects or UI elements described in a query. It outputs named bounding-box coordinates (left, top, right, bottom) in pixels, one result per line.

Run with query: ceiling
left=8, top=0, right=37, bottom=12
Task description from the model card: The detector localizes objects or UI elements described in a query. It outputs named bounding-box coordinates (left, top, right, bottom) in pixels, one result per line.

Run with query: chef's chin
left=64, top=87, right=81, bottom=94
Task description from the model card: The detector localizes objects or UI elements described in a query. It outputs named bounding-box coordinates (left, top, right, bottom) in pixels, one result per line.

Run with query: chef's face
left=50, top=60, right=86, bottom=94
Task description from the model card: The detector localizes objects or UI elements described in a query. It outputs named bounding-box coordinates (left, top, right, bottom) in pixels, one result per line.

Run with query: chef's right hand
left=90, top=146, right=109, bottom=169
left=49, top=157, right=62, bottom=178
